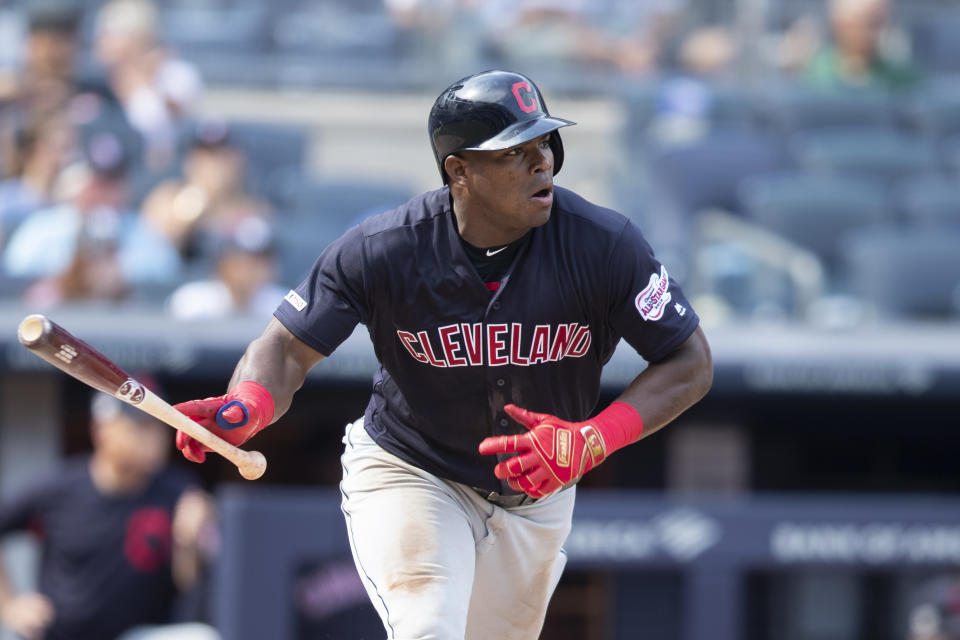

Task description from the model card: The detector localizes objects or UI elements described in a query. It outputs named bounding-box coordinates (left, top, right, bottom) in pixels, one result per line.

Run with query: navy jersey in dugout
left=273, top=186, right=699, bottom=493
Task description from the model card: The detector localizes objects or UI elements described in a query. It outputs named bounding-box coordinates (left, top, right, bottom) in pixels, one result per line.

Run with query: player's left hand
left=478, top=404, right=608, bottom=499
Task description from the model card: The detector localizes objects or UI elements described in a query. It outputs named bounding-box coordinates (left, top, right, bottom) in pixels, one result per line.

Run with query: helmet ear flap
left=549, top=131, right=565, bottom=176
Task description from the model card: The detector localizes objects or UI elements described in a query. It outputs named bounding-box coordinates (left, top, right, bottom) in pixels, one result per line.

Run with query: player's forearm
left=0, top=556, right=17, bottom=609
left=170, top=490, right=215, bottom=591
left=228, top=318, right=325, bottom=422
left=614, top=325, right=713, bottom=440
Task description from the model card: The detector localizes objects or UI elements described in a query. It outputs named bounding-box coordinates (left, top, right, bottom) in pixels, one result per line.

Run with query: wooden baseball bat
left=17, top=314, right=266, bottom=480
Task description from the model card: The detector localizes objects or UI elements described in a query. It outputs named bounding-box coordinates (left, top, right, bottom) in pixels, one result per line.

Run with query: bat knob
left=216, top=400, right=249, bottom=430
left=238, top=451, right=267, bottom=480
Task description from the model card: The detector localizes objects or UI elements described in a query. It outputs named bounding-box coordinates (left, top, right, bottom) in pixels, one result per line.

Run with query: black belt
left=471, top=486, right=538, bottom=508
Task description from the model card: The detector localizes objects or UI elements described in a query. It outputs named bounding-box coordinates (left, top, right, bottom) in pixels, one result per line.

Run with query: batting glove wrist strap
left=589, top=401, right=644, bottom=457
left=226, top=380, right=275, bottom=433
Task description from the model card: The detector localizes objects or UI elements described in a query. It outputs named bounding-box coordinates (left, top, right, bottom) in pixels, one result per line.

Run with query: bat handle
left=138, top=390, right=266, bottom=480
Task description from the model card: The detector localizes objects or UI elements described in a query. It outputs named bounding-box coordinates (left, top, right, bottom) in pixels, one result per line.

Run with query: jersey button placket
left=486, top=292, right=510, bottom=434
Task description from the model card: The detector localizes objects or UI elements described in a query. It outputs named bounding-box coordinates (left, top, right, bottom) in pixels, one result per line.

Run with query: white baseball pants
left=339, top=417, right=575, bottom=640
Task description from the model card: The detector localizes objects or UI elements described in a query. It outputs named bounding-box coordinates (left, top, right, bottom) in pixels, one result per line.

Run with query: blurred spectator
left=0, top=2, right=82, bottom=115
left=775, top=15, right=823, bottom=75
left=141, top=120, right=273, bottom=263
left=0, top=385, right=218, bottom=640
left=645, top=25, right=740, bottom=144
left=676, top=25, right=739, bottom=79
left=92, top=0, right=204, bottom=171
left=166, top=216, right=284, bottom=320
left=0, top=4, right=23, bottom=74
left=803, top=0, right=922, bottom=90
left=383, top=0, right=490, bottom=73
left=480, top=0, right=682, bottom=75
left=0, top=2, right=127, bottom=188
left=0, top=111, right=74, bottom=242
left=908, top=574, right=960, bottom=640
left=387, top=0, right=679, bottom=76
left=2, top=129, right=181, bottom=308
left=385, top=0, right=471, bottom=32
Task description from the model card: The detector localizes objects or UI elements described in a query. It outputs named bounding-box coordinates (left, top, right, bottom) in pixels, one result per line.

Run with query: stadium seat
left=789, top=127, right=939, bottom=185
left=271, top=173, right=414, bottom=226
left=896, top=174, right=960, bottom=228
left=899, top=85, right=960, bottom=138
left=619, top=81, right=661, bottom=144
left=268, top=175, right=414, bottom=284
left=622, top=78, right=760, bottom=151
left=644, top=127, right=790, bottom=217
left=909, top=8, right=960, bottom=73
left=270, top=6, right=401, bottom=58
left=0, top=275, right=31, bottom=300
left=159, top=5, right=269, bottom=55
left=223, top=120, right=310, bottom=203
left=941, top=133, right=960, bottom=174
left=271, top=212, right=337, bottom=286
left=842, top=225, right=960, bottom=319
left=753, top=85, right=896, bottom=133
left=737, top=172, right=893, bottom=272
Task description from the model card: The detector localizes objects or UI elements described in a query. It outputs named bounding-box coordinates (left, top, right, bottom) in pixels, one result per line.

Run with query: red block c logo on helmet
left=511, top=81, right=538, bottom=113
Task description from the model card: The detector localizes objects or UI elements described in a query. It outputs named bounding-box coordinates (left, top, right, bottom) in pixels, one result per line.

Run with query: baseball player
left=173, top=69, right=713, bottom=639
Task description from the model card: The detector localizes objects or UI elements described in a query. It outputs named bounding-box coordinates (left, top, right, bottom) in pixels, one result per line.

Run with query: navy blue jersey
left=274, top=186, right=699, bottom=491
left=0, top=458, right=195, bottom=640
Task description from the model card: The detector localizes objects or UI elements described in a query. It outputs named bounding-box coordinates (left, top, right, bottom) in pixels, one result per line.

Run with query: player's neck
left=451, top=199, right=527, bottom=249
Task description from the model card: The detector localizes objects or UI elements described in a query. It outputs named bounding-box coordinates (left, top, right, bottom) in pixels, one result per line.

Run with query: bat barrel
left=18, top=313, right=133, bottom=397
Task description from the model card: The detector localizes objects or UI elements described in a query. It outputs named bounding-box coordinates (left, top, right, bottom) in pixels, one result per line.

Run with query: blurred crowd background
left=1, top=0, right=959, bottom=639
left=0, top=0, right=957, bottom=322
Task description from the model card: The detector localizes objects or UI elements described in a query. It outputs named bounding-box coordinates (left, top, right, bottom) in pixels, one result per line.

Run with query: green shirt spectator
left=805, top=45, right=922, bottom=90
left=803, top=0, right=923, bottom=91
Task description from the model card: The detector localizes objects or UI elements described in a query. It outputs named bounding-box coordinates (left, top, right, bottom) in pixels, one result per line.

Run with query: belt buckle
left=473, top=486, right=536, bottom=508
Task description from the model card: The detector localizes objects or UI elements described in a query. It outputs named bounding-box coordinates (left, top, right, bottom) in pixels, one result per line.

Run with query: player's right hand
left=0, top=592, right=54, bottom=640
left=173, top=380, right=275, bottom=463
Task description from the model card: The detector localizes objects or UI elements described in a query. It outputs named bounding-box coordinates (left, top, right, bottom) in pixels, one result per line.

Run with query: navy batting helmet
left=428, top=70, right=576, bottom=184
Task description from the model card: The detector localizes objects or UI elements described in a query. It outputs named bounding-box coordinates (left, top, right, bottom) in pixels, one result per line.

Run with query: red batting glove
left=173, top=381, right=275, bottom=463
left=478, top=402, right=643, bottom=499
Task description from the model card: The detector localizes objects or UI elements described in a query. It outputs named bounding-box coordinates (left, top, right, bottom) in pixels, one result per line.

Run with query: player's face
left=96, top=414, right=170, bottom=480
left=455, top=134, right=555, bottom=242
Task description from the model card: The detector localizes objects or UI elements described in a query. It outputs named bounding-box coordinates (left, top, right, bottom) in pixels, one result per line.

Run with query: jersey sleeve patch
left=284, top=290, right=308, bottom=311
left=634, top=265, right=672, bottom=321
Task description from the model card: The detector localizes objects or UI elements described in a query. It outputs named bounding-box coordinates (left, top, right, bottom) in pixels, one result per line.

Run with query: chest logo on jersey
left=124, top=507, right=172, bottom=573
left=635, top=266, right=672, bottom=321
left=396, top=322, right=591, bottom=368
